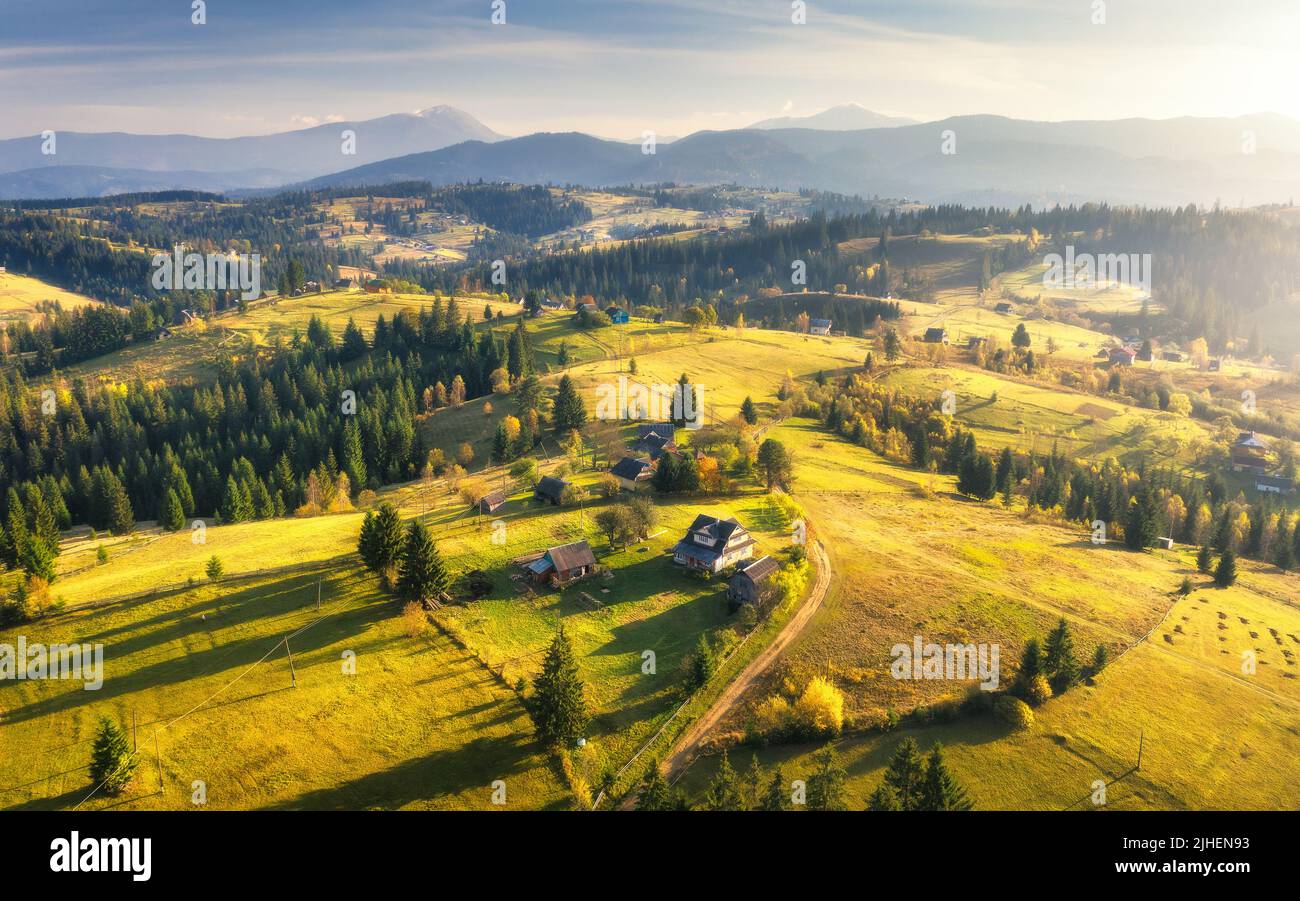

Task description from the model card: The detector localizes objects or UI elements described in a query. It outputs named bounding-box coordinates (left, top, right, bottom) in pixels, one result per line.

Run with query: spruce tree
left=1043, top=617, right=1079, bottom=693
left=396, top=520, right=450, bottom=604
left=637, top=763, right=671, bottom=811
left=105, top=473, right=134, bottom=536
left=880, top=736, right=926, bottom=810
left=762, top=766, right=790, bottom=811
left=552, top=374, right=586, bottom=434
left=806, top=744, right=849, bottom=811
left=161, top=489, right=185, bottom=531
left=743, top=753, right=765, bottom=811
left=89, top=717, right=137, bottom=795
left=866, top=783, right=902, bottom=811
left=1196, top=544, right=1214, bottom=574
left=919, top=743, right=973, bottom=811
left=1214, top=548, right=1237, bottom=587
left=740, top=396, right=758, bottom=425
left=703, top=750, right=744, bottom=811
left=530, top=625, right=589, bottom=747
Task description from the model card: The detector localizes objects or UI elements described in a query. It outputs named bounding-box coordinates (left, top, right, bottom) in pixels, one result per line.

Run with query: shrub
left=793, top=676, right=844, bottom=738
left=1022, top=674, right=1053, bottom=707
left=401, top=601, right=429, bottom=638
left=994, top=695, right=1034, bottom=731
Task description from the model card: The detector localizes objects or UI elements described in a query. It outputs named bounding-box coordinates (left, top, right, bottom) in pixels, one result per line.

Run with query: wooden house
left=726, top=555, right=780, bottom=610
left=672, top=514, right=756, bottom=574
left=610, top=456, right=653, bottom=490
left=476, top=490, right=506, bottom=514
left=534, top=476, right=570, bottom=505
left=525, top=540, right=597, bottom=587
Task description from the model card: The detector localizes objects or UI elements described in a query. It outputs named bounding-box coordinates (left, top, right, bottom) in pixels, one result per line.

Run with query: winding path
left=661, top=537, right=834, bottom=783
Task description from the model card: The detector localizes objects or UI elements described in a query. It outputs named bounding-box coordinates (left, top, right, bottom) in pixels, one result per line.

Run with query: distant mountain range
left=748, top=103, right=917, bottom=130
left=5, top=105, right=1300, bottom=209
left=0, top=106, right=503, bottom=193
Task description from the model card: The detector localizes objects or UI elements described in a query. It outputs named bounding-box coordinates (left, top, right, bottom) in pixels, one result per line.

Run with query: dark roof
left=611, top=457, right=651, bottom=480
left=535, top=476, right=569, bottom=498
left=685, top=514, right=746, bottom=545
left=1255, top=474, right=1294, bottom=489
left=547, top=540, right=596, bottom=572
left=994, top=302, right=1013, bottom=311
left=636, top=423, right=674, bottom=441
left=923, top=327, right=947, bottom=341
left=478, top=490, right=506, bottom=508
left=1236, top=431, right=1268, bottom=449
left=809, top=318, right=832, bottom=329
left=736, top=555, right=780, bottom=584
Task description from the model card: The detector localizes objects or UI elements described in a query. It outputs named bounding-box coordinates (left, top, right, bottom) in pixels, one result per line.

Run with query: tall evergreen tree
left=552, top=374, right=586, bottom=434
left=806, top=744, right=849, bottom=811
left=530, top=625, right=589, bottom=747
left=919, top=743, right=974, bottom=811
left=762, top=766, right=791, bottom=811
left=879, top=736, right=926, bottom=811
left=89, top=717, right=137, bottom=795
left=1043, top=618, right=1080, bottom=693
left=396, top=520, right=450, bottom=604
left=703, top=750, right=744, bottom=811
left=1214, top=548, right=1238, bottom=587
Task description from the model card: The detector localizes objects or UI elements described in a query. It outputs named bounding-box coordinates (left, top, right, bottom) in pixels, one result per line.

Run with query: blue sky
left=2, top=0, right=1298, bottom=139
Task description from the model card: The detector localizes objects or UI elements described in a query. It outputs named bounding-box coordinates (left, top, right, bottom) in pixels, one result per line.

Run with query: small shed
left=606, top=306, right=630, bottom=324
left=994, top=302, right=1013, bottom=314
left=809, top=318, right=832, bottom=335
left=923, top=327, right=949, bottom=344
left=477, top=490, right=506, bottom=514
left=726, top=555, right=781, bottom=610
left=526, top=540, right=597, bottom=587
left=534, top=476, right=570, bottom=506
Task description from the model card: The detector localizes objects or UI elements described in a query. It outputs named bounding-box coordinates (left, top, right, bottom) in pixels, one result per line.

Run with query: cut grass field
left=0, top=564, right=568, bottom=811
left=2, top=447, right=795, bottom=811
left=0, top=271, right=98, bottom=323
left=676, top=417, right=1300, bottom=810
left=876, top=364, right=1211, bottom=474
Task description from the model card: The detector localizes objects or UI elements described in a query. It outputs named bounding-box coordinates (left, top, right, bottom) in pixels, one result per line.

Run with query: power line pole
left=153, top=728, right=164, bottom=796
left=1137, top=730, right=1145, bottom=771
left=315, top=577, right=321, bottom=613
left=285, top=637, right=298, bottom=688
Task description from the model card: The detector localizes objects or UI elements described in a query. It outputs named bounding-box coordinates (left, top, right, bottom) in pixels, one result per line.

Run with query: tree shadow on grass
left=0, top=574, right=397, bottom=727
left=269, top=733, right=566, bottom=810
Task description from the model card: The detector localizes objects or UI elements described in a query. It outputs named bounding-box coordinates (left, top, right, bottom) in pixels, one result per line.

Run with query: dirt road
left=660, top=537, right=834, bottom=783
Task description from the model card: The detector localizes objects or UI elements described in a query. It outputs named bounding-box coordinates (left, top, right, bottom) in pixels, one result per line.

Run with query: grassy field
left=675, top=416, right=1300, bottom=810
left=0, top=564, right=568, bottom=810
left=2, top=441, right=794, bottom=810
left=0, top=271, right=98, bottom=324
left=876, top=364, right=1211, bottom=473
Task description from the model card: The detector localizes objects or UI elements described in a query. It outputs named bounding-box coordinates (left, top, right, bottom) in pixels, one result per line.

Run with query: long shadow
left=73, top=565, right=356, bottom=662
left=0, top=575, right=398, bottom=726
left=269, top=733, right=564, bottom=810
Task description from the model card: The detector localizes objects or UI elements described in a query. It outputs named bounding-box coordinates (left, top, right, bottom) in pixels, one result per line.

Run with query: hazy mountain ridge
left=0, top=105, right=503, bottom=185
left=748, top=103, right=918, bottom=130
left=7, top=109, right=1300, bottom=208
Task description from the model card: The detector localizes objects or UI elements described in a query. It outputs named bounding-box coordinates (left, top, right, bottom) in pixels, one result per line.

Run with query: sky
left=2, top=0, right=1299, bottom=140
